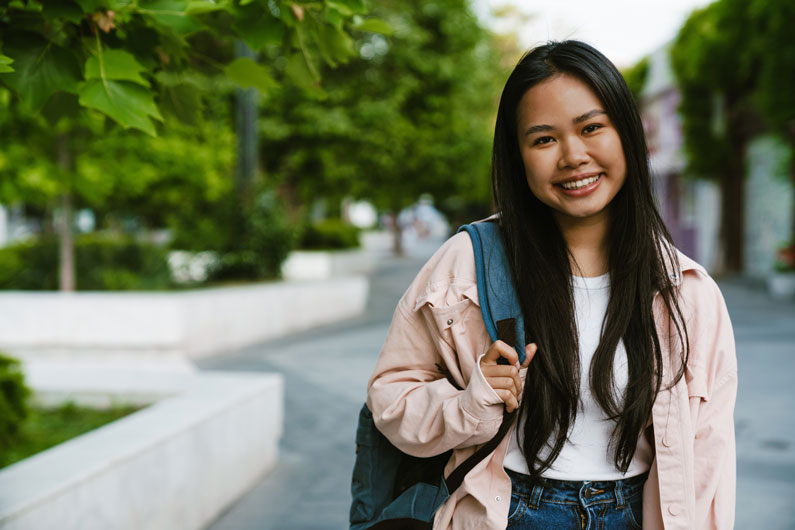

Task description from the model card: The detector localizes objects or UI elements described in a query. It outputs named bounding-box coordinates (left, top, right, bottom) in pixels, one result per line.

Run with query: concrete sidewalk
left=199, top=258, right=795, bottom=529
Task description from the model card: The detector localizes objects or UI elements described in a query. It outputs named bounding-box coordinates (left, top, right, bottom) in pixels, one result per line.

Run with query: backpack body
left=349, top=221, right=526, bottom=530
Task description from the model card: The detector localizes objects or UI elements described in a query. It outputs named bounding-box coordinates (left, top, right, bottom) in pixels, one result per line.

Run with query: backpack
left=349, top=221, right=528, bottom=530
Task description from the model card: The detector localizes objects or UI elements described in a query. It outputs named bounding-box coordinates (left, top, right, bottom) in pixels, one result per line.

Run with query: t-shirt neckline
left=571, top=271, right=610, bottom=290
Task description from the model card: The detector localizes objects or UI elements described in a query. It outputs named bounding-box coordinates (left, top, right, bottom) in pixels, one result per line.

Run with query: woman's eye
left=583, top=124, right=602, bottom=134
left=533, top=136, right=554, bottom=146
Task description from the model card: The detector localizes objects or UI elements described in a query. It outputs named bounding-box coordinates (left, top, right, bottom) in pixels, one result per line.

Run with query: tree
left=671, top=0, right=795, bottom=272
left=0, top=0, right=383, bottom=289
left=750, top=0, right=795, bottom=246
left=258, top=0, right=505, bottom=253
left=621, top=56, right=648, bottom=103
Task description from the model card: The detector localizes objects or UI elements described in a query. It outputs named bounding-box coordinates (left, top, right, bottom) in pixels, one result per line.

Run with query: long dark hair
left=492, top=40, right=689, bottom=480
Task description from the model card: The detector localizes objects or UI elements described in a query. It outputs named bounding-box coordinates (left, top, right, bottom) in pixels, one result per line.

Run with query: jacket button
left=447, top=318, right=454, bottom=326
left=495, top=496, right=502, bottom=502
left=662, top=434, right=672, bottom=447
left=668, top=503, right=681, bottom=516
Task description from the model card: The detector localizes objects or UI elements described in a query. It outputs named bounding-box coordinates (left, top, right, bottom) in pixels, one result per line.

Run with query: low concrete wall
left=0, top=370, right=283, bottom=530
left=0, top=275, right=369, bottom=362
left=281, top=248, right=376, bottom=280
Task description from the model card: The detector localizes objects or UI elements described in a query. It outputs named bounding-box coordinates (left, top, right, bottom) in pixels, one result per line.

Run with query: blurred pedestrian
left=365, top=40, right=736, bottom=529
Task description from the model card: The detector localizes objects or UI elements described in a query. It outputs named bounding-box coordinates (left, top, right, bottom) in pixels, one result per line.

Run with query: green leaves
left=224, top=57, right=277, bottom=95
left=185, top=0, right=230, bottom=15
left=0, top=55, right=13, bottom=74
left=315, top=22, right=354, bottom=66
left=139, top=0, right=203, bottom=35
left=0, top=32, right=81, bottom=111
left=78, top=80, right=163, bottom=136
left=0, top=0, right=369, bottom=133
left=326, top=0, right=367, bottom=16
left=85, top=49, right=150, bottom=87
left=353, top=18, right=393, bottom=35
left=79, top=46, right=162, bottom=135
left=40, top=0, right=83, bottom=22
left=234, top=4, right=285, bottom=50
left=285, top=52, right=325, bottom=99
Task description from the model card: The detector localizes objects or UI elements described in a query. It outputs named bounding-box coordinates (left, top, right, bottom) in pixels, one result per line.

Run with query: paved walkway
left=198, top=249, right=795, bottom=530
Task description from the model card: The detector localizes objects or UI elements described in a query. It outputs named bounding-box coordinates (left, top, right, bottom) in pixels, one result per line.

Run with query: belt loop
left=528, top=483, right=544, bottom=510
left=614, top=478, right=626, bottom=508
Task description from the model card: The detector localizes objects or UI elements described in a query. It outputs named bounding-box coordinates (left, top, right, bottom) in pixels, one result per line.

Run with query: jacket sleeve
left=366, top=238, right=505, bottom=458
left=689, top=278, right=738, bottom=529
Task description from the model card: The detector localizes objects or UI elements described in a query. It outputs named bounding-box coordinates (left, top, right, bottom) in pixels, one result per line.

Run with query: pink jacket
left=367, top=231, right=737, bottom=530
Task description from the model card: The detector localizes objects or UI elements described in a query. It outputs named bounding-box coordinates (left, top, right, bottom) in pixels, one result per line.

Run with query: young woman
left=366, top=40, right=737, bottom=529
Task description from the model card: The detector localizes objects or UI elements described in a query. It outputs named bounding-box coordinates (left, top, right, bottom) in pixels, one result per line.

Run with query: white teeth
left=560, top=174, right=602, bottom=190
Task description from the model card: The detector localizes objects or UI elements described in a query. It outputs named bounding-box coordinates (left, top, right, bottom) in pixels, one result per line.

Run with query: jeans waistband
left=506, top=468, right=648, bottom=509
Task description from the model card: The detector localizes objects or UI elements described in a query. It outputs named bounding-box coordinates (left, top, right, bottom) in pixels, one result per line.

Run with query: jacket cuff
left=459, top=353, right=505, bottom=421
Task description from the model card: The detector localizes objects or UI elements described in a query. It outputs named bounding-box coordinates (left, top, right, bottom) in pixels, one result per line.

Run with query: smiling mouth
left=558, top=173, right=604, bottom=190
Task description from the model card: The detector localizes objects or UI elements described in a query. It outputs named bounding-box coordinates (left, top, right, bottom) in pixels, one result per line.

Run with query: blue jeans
left=505, top=469, right=647, bottom=529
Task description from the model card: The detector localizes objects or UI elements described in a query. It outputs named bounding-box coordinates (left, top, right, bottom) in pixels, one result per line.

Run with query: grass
left=0, top=402, right=141, bottom=469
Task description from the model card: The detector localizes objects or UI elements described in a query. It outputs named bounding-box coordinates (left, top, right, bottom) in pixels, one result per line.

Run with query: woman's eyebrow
left=573, top=109, right=607, bottom=124
left=523, top=123, right=554, bottom=136
left=523, top=109, right=607, bottom=137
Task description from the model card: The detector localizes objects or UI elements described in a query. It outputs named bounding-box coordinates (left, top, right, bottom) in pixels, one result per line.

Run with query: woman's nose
left=557, top=137, right=590, bottom=169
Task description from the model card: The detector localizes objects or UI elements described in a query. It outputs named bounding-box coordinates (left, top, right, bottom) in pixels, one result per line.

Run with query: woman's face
left=516, top=74, right=627, bottom=227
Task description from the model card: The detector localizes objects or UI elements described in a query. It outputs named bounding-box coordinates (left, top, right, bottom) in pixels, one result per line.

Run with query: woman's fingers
left=523, top=343, right=538, bottom=368
left=485, top=376, right=520, bottom=397
left=481, top=365, right=520, bottom=392
left=493, top=389, right=519, bottom=412
left=480, top=340, right=519, bottom=367
left=482, top=341, right=540, bottom=411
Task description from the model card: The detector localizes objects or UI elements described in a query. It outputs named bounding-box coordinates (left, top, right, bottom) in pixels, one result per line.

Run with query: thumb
left=522, top=343, right=538, bottom=368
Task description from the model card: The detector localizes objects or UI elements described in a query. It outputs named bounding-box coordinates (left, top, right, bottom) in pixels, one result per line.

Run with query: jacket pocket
left=426, top=299, right=478, bottom=352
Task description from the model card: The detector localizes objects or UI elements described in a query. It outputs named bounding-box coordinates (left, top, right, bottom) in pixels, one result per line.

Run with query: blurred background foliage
left=671, top=0, right=795, bottom=272
left=0, top=352, right=30, bottom=462
left=2, top=0, right=792, bottom=289
left=259, top=0, right=501, bottom=224
left=0, top=0, right=509, bottom=290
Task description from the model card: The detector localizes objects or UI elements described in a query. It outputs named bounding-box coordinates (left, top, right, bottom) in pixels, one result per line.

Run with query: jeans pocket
left=507, top=490, right=527, bottom=525
left=623, top=493, right=643, bottom=529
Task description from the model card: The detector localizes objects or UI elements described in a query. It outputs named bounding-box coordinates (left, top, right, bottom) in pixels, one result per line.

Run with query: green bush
left=0, top=234, right=172, bottom=290
left=0, top=353, right=31, bottom=463
left=298, top=219, right=360, bottom=250
left=1, top=401, right=141, bottom=469
left=204, top=190, right=295, bottom=282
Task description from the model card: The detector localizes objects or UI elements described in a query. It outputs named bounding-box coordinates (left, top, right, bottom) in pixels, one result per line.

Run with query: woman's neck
left=555, top=212, right=610, bottom=278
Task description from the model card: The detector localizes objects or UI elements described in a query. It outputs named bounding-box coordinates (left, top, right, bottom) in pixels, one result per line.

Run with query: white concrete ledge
left=281, top=248, right=376, bottom=280
left=0, top=371, right=283, bottom=530
left=0, top=275, right=369, bottom=362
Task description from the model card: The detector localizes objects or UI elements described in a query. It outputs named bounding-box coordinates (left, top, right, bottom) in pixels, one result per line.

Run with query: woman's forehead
left=518, top=75, right=604, bottom=122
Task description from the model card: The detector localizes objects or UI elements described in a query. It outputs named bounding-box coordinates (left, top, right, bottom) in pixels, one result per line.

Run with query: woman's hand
left=479, top=341, right=538, bottom=412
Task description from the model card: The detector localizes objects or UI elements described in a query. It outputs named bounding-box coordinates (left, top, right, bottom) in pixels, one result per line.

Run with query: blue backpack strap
left=458, top=222, right=527, bottom=364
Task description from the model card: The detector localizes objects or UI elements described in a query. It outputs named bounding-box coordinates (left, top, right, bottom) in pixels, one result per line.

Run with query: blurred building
left=639, top=43, right=793, bottom=277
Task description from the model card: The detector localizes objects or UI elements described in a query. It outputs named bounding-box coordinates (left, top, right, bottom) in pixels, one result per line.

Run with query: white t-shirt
left=502, top=272, right=653, bottom=480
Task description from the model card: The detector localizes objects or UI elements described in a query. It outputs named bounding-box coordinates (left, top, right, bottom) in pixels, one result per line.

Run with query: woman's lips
left=557, top=173, right=603, bottom=196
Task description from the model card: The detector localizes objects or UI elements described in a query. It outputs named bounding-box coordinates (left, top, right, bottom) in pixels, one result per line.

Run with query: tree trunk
left=720, top=164, right=744, bottom=273
left=718, top=113, right=749, bottom=274
left=57, top=134, right=75, bottom=292
left=235, top=40, right=258, bottom=203
left=391, top=219, right=404, bottom=257
left=790, top=146, right=795, bottom=246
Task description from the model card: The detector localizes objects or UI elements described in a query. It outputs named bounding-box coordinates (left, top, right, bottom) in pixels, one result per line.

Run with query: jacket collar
left=667, top=249, right=705, bottom=286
